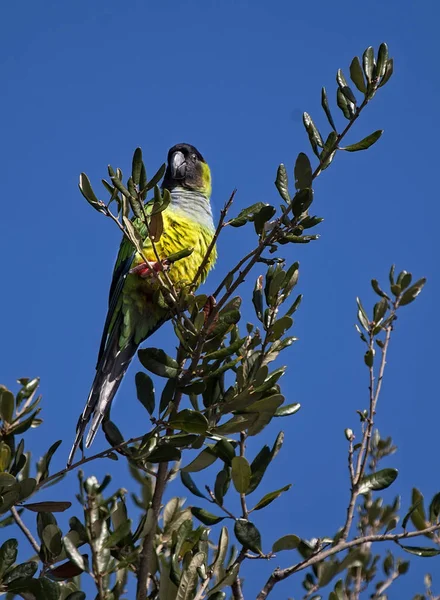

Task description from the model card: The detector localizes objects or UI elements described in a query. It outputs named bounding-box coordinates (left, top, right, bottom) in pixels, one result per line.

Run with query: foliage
left=1, top=42, right=436, bottom=600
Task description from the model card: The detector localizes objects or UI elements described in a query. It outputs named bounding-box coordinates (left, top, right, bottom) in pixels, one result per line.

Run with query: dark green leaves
left=191, top=508, right=224, bottom=526
left=234, top=519, right=262, bottom=554
left=252, top=484, right=291, bottom=511
left=342, top=130, right=383, bottom=152
left=180, top=472, right=207, bottom=500
left=169, top=410, right=209, bottom=435
left=294, top=153, right=313, bottom=190
left=135, top=372, right=155, bottom=414
left=398, top=544, right=440, bottom=557
left=23, top=501, right=71, bottom=513
left=231, top=456, right=251, bottom=494
left=303, top=112, right=323, bottom=157
left=138, top=348, right=180, bottom=378
left=272, top=534, right=300, bottom=552
left=228, top=202, right=270, bottom=228
left=321, top=87, right=336, bottom=131
left=275, top=164, right=290, bottom=202
left=398, top=278, right=426, bottom=306
left=78, top=173, right=105, bottom=214
left=350, top=56, right=367, bottom=93
left=358, top=468, right=398, bottom=494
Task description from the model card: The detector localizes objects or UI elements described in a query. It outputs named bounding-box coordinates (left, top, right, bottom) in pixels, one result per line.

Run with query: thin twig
left=192, top=190, right=236, bottom=288
left=11, top=506, right=40, bottom=554
left=256, top=522, right=440, bottom=600
left=372, top=569, right=399, bottom=598
left=193, top=575, right=213, bottom=600
left=136, top=461, right=168, bottom=600
left=205, top=486, right=236, bottom=519
left=239, top=433, right=248, bottom=518
left=231, top=576, right=245, bottom=600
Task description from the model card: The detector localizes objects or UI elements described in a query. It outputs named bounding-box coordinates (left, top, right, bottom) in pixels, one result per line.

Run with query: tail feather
left=67, top=335, right=137, bottom=467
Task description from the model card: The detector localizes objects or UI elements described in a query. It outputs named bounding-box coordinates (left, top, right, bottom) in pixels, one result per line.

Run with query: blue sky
left=1, top=0, right=439, bottom=597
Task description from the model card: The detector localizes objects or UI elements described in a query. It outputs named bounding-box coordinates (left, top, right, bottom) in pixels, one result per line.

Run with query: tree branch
left=10, top=506, right=40, bottom=554
left=256, top=523, right=440, bottom=600
left=136, top=461, right=168, bottom=600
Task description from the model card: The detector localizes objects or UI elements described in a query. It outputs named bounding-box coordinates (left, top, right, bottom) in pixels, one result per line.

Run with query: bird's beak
left=170, top=151, right=186, bottom=179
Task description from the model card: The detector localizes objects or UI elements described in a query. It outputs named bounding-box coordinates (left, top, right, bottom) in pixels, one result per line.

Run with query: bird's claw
left=130, top=259, right=170, bottom=279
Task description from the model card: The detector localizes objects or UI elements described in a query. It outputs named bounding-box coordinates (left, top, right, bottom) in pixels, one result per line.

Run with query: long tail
left=67, top=334, right=137, bottom=467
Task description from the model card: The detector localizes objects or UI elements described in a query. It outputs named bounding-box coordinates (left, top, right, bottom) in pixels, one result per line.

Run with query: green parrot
left=68, top=143, right=216, bottom=466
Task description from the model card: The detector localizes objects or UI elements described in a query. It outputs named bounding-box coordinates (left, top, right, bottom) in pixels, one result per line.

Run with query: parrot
left=68, top=143, right=216, bottom=466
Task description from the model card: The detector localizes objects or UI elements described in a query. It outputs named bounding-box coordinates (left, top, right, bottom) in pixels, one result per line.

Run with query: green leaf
left=275, top=164, right=290, bottom=202
left=180, top=472, right=207, bottom=500
left=65, top=593, right=86, bottom=600
left=336, top=69, right=357, bottom=104
left=0, top=389, right=14, bottom=423
left=214, top=468, right=231, bottom=505
left=294, top=152, right=313, bottom=190
left=182, top=448, right=218, bottom=473
left=363, top=46, right=375, bottom=84
left=42, top=524, right=63, bottom=556
left=398, top=278, right=426, bottom=306
left=160, top=378, right=177, bottom=414
left=23, top=501, right=71, bottom=513
left=321, top=88, right=336, bottom=131
left=2, top=560, right=38, bottom=584
left=343, top=130, right=383, bottom=152
left=231, top=456, right=251, bottom=494
left=145, top=163, right=166, bottom=192
left=358, top=468, right=398, bottom=494
left=253, top=204, right=276, bottom=235
left=429, top=492, right=440, bottom=523
left=214, top=414, right=258, bottom=435
left=350, top=56, right=367, bottom=93
left=132, top=147, right=143, bottom=186
left=147, top=445, right=181, bottom=463
left=234, top=519, right=262, bottom=554
left=191, top=507, right=224, bottom=526
left=292, top=188, right=313, bottom=218
left=78, top=173, right=105, bottom=213
left=0, top=538, right=18, bottom=578
left=371, top=279, right=389, bottom=300
left=268, top=316, right=293, bottom=342
left=64, top=536, right=87, bottom=572
left=364, top=348, right=374, bottom=367
left=252, top=484, right=291, bottom=511
left=176, top=551, right=206, bottom=600
left=207, top=563, right=239, bottom=596
left=169, top=410, right=209, bottom=434
left=228, top=202, right=267, bottom=228
left=379, top=58, right=394, bottom=88
left=303, top=112, right=323, bottom=158
left=336, top=88, right=352, bottom=120
left=135, top=372, right=155, bottom=414
left=272, top=534, right=300, bottom=552
left=138, top=348, right=180, bottom=378
left=211, top=526, right=229, bottom=578
left=399, top=544, right=440, bottom=557
left=104, top=519, right=132, bottom=549
left=0, top=441, right=11, bottom=471
left=274, top=403, right=300, bottom=417
left=376, top=43, right=389, bottom=79
left=103, top=420, right=124, bottom=447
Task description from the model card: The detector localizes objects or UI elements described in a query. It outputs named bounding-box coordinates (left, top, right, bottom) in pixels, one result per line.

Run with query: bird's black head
left=163, top=143, right=211, bottom=198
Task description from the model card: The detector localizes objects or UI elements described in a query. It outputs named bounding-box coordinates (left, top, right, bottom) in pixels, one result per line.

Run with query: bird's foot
left=130, top=259, right=170, bottom=279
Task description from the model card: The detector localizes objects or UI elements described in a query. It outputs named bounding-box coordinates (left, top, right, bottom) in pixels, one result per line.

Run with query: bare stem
left=192, top=190, right=235, bottom=288
left=136, top=462, right=168, bottom=600
left=11, top=506, right=40, bottom=554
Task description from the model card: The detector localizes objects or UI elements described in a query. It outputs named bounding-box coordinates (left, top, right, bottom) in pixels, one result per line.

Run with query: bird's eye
left=191, top=153, right=197, bottom=160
